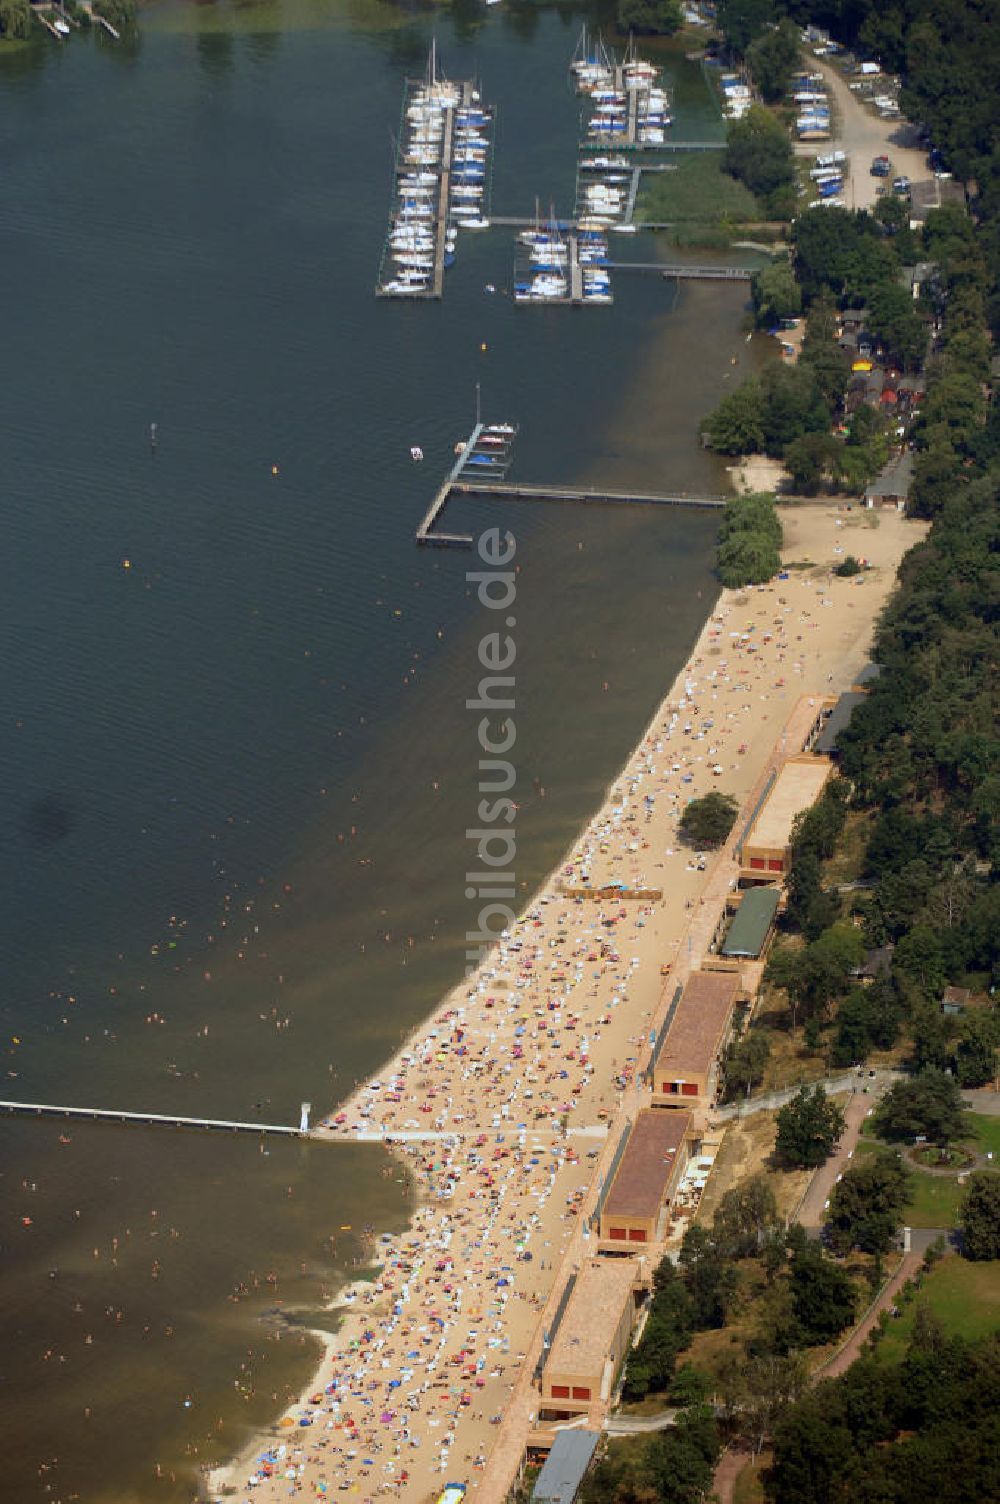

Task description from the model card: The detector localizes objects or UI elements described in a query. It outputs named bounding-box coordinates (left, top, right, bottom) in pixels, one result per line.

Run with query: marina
left=376, top=48, right=493, bottom=300
left=572, top=31, right=674, bottom=151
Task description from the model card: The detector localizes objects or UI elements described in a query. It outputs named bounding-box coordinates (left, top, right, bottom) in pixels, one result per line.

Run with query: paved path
left=712, top=1443, right=755, bottom=1504
left=795, top=1086, right=887, bottom=1230
left=817, top=1249, right=921, bottom=1379
left=963, top=1088, right=1000, bottom=1116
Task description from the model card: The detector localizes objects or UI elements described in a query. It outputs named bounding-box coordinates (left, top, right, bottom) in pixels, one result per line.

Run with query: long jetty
left=431, top=101, right=456, bottom=298
left=455, top=481, right=726, bottom=508
left=609, top=262, right=754, bottom=280
left=415, top=423, right=485, bottom=545
left=417, top=473, right=726, bottom=547
left=0, top=1099, right=303, bottom=1137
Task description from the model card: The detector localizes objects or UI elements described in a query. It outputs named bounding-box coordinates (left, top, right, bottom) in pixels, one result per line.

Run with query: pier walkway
left=0, top=1099, right=304, bottom=1137
left=415, top=423, right=485, bottom=545
left=417, top=473, right=727, bottom=547
left=609, top=261, right=753, bottom=280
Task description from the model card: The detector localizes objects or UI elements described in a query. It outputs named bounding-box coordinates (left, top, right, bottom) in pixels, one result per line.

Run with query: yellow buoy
left=271, top=464, right=280, bottom=476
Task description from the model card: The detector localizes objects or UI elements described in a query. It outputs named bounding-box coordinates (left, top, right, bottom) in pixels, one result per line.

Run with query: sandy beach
left=210, top=502, right=920, bottom=1504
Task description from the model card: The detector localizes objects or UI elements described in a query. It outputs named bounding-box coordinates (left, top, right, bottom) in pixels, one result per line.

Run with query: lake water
left=0, top=5, right=755, bottom=1498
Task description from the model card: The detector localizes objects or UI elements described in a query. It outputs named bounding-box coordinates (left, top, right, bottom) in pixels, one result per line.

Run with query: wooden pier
left=377, top=76, right=487, bottom=301
left=568, top=236, right=584, bottom=303
left=431, top=101, right=456, bottom=298
left=649, top=140, right=725, bottom=151
left=608, top=262, right=754, bottom=280
left=0, top=1099, right=304, bottom=1138
left=416, top=423, right=484, bottom=545
left=417, top=471, right=727, bottom=547
left=454, top=481, right=727, bottom=509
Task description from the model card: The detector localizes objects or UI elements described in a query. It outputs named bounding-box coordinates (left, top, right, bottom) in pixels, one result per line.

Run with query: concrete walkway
left=604, top=1408, right=679, bottom=1435
left=713, top=1067, right=899, bottom=1123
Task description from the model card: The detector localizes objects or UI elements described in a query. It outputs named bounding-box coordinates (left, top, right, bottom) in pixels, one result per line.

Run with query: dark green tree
left=825, top=1151, right=912, bottom=1255
left=788, top=1237, right=856, bottom=1344
left=752, top=260, right=802, bottom=327
left=724, top=104, right=796, bottom=201
left=678, top=791, right=739, bottom=847
left=0, top=0, right=32, bottom=38
left=646, top=1406, right=722, bottom=1504
left=954, top=1012, right=999, bottom=1088
left=679, top=1224, right=738, bottom=1328
left=775, top=1086, right=846, bottom=1169
left=722, top=1031, right=772, bottom=1102
left=616, top=0, right=682, bottom=36
left=746, top=19, right=801, bottom=102
left=716, top=0, right=773, bottom=53
left=959, top=1172, right=1000, bottom=1261
left=711, top=1174, right=779, bottom=1258
left=703, top=379, right=766, bottom=454
left=623, top=1256, right=694, bottom=1399
left=874, top=1070, right=966, bottom=1146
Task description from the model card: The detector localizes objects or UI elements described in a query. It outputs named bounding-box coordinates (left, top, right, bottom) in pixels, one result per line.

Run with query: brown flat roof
left=746, top=757, right=831, bottom=852
left=604, top=1109, right=692, bottom=1220
left=546, top=1259, right=638, bottom=1378
left=656, top=971, right=738, bottom=1079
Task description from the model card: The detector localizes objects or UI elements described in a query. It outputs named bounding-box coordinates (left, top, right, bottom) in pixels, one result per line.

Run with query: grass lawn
left=904, top=1172, right=965, bottom=1229
left=854, top=1133, right=962, bottom=1226
left=636, top=154, right=760, bottom=226
left=854, top=1114, right=1000, bottom=1228
left=873, top=1254, right=1000, bottom=1364
left=969, top=1112, right=1000, bottom=1158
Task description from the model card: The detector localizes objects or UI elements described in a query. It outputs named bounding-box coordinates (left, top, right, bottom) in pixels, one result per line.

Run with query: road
left=799, top=58, right=929, bottom=211
left=963, top=1087, right=1000, bottom=1116
left=795, top=1089, right=879, bottom=1230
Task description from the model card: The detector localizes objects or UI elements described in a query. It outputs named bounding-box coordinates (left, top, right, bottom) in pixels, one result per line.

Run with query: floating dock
left=513, top=232, right=611, bottom=308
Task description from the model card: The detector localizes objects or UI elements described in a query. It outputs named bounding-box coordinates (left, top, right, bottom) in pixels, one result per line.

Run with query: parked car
left=871, top=155, right=891, bottom=177
left=892, top=175, right=911, bottom=196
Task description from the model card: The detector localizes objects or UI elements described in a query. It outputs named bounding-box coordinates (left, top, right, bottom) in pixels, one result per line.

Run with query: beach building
left=720, top=885, right=781, bottom=960
left=598, top=1108, right=694, bottom=1248
left=651, top=971, right=739, bottom=1111
left=739, top=755, right=833, bottom=881
left=864, top=450, right=914, bottom=509
left=814, top=692, right=866, bottom=756
left=540, top=1258, right=642, bottom=1419
left=530, top=1431, right=601, bottom=1504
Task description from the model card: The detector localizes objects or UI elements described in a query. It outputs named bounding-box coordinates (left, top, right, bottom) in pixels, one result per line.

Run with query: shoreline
left=206, top=567, right=730, bottom=1502
left=209, top=502, right=923, bottom=1503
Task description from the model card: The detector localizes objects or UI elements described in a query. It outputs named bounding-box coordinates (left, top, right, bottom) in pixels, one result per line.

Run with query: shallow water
left=0, top=6, right=756, bottom=1498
